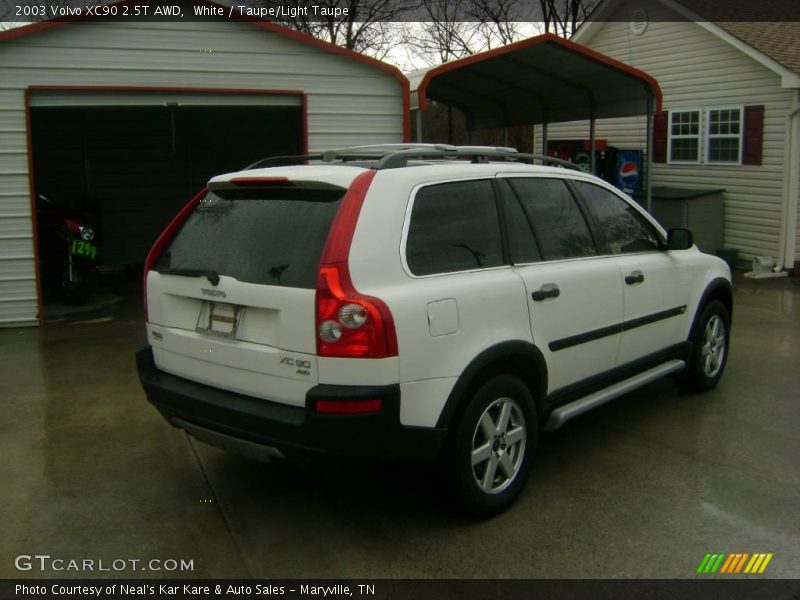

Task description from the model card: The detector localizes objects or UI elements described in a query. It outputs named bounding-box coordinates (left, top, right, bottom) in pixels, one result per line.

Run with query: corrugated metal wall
left=537, top=1, right=794, bottom=265
left=0, top=21, right=405, bottom=325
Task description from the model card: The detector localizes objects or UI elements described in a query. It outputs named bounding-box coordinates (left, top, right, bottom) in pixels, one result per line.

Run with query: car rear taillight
left=315, top=170, right=398, bottom=359
left=142, top=188, right=207, bottom=320
left=316, top=266, right=397, bottom=358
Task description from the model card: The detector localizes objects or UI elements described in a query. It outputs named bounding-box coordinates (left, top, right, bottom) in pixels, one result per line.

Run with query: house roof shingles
left=676, top=0, right=800, bottom=77
left=714, top=21, right=800, bottom=77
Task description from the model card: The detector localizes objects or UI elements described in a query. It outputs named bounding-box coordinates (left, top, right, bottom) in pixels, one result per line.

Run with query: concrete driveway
left=2, top=275, right=798, bottom=579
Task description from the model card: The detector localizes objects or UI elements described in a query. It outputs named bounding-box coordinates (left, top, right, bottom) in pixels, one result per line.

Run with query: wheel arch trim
left=689, top=277, right=733, bottom=341
left=435, top=340, right=548, bottom=429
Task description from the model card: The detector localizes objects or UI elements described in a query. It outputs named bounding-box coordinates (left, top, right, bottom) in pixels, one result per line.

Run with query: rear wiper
left=157, top=268, right=220, bottom=286
left=268, top=264, right=290, bottom=284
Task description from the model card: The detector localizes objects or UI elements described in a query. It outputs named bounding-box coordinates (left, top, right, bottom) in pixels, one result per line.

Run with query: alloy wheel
left=471, top=397, right=527, bottom=494
left=701, top=314, right=726, bottom=378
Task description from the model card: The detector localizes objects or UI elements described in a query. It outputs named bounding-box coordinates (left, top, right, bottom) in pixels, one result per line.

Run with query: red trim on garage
left=23, top=88, right=46, bottom=326
left=0, top=20, right=65, bottom=43
left=416, top=32, right=662, bottom=114
left=27, top=84, right=305, bottom=96
left=0, top=0, right=411, bottom=141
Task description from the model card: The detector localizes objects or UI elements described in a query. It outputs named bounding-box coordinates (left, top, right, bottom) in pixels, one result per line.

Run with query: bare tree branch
left=539, top=0, right=600, bottom=38
left=400, top=0, right=527, bottom=66
left=468, top=0, right=524, bottom=46
left=253, top=0, right=417, bottom=57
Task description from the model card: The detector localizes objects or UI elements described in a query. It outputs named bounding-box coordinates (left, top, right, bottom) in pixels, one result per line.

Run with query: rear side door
left=571, top=180, right=690, bottom=365
left=498, top=175, right=623, bottom=394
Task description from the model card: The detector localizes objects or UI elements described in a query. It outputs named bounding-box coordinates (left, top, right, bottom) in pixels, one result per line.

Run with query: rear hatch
left=146, top=181, right=348, bottom=406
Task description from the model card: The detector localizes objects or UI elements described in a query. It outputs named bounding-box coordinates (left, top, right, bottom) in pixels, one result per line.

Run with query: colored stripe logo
left=696, top=553, right=773, bottom=574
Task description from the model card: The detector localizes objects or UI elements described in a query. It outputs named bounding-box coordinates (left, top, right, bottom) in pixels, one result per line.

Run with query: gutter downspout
left=778, top=90, right=800, bottom=272
left=589, top=103, right=597, bottom=174
left=646, top=94, right=654, bottom=213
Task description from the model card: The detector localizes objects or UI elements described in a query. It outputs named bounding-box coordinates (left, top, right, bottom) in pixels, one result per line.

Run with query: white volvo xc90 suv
left=137, top=145, right=732, bottom=515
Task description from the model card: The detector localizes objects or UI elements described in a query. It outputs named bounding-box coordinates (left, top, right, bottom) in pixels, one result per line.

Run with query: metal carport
left=409, top=33, right=663, bottom=209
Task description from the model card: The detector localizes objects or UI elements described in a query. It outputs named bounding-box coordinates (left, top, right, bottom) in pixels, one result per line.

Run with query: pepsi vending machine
left=615, top=149, right=643, bottom=194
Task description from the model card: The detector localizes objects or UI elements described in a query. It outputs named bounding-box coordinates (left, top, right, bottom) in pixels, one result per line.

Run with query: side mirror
left=667, top=228, right=694, bottom=251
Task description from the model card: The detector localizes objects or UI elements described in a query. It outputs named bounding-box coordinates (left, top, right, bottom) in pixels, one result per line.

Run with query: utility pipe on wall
left=778, top=90, right=800, bottom=272
left=646, top=95, right=654, bottom=214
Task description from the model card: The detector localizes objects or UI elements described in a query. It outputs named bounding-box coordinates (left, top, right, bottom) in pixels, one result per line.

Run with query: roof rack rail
left=244, top=144, right=452, bottom=169
left=244, top=144, right=581, bottom=172
left=374, top=147, right=581, bottom=170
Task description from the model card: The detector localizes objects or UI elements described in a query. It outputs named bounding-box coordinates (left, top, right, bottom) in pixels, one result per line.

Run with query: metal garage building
left=0, top=16, right=409, bottom=326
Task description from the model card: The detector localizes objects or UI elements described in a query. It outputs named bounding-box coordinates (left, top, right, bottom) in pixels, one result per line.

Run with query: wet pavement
left=1, top=274, right=798, bottom=579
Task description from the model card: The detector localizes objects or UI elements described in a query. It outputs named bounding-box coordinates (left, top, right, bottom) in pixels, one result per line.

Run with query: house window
left=668, top=110, right=701, bottom=163
left=707, top=107, right=743, bottom=164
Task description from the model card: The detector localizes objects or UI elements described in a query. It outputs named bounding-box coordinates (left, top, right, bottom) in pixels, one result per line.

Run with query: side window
left=406, top=179, right=503, bottom=276
left=498, top=179, right=542, bottom=264
left=574, top=181, right=662, bottom=254
left=668, top=109, right=701, bottom=163
left=509, top=178, right=598, bottom=260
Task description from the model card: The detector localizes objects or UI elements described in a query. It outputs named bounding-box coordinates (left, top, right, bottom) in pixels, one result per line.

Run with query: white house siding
left=536, top=1, right=794, bottom=265
left=0, top=21, right=405, bottom=325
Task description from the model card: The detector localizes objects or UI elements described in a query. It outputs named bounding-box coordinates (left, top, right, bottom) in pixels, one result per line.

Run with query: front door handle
left=532, top=283, right=560, bottom=301
left=625, top=270, right=645, bottom=285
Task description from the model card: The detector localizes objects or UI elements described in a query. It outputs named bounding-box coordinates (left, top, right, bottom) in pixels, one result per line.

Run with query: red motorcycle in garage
left=36, top=193, right=98, bottom=305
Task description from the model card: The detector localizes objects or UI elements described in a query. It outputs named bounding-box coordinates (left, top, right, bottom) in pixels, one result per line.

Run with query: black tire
left=447, top=373, right=538, bottom=517
left=680, top=300, right=730, bottom=392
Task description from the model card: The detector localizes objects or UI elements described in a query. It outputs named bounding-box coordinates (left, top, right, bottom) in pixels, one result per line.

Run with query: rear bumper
left=136, top=345, right=446, bottom=460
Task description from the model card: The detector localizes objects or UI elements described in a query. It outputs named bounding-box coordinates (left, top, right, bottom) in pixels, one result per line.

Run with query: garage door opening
left=28, top=93, right=304, bottom=312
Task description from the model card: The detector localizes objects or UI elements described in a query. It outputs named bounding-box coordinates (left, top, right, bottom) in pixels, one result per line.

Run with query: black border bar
left=3, top=579, right=800, bottom=600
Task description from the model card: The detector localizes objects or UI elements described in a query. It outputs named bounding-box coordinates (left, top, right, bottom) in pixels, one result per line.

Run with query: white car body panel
left=316, top=356, right=399, bottom=386
left=208, top=165, right=363, bottom=190
left=399, top=378, right=458, bottom=427
left=512, top=257, right=623, bottom=393
left=147, top=324, right=316, bottom=406
left=146, top=157, right=732, bottom=430
left=612, top=251, right=691, bottom=364
left=682, top=251, right=733, bottom=338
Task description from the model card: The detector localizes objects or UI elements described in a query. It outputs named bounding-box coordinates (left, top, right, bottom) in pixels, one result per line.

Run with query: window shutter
left=653, top=111, right=668, bottom=163
left=742, top=105, right=764, bottom=165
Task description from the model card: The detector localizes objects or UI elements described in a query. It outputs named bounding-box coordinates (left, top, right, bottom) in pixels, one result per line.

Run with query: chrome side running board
left=543, top=359, right=686, bottom=431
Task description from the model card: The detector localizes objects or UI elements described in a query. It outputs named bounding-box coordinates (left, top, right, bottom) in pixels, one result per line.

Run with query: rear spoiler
left=207, top=178, right=347, bottom=192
